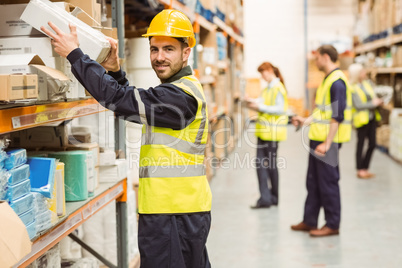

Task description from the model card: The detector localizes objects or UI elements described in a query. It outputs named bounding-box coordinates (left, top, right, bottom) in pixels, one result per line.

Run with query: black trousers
left=356, top=119, right=377, bottom=170
left=138, top=213, right=211, bottom=268
left=303, top=140, right=342, bottom=230
left=256, top=138, right=279, bottom=206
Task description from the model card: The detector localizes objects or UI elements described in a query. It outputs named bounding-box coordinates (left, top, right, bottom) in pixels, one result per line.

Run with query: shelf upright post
left=112, top=0, right=127, bottom=158
left=116, top=179, right=129, bottom=268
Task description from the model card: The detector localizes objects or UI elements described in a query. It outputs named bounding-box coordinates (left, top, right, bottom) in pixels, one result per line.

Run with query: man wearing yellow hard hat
left=42, top=9, right=212, bottom=268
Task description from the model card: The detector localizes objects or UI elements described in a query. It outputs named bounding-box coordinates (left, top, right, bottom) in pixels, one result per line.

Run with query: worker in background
left=291, top=45, right=352, bottom=237
left=348, top=63, right=383, bottom=179
left=244, top=62, right=288, bottom=209
left=41, top=9, right=212, bottom=267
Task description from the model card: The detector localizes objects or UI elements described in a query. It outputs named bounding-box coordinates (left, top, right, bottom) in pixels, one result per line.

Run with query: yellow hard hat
left=142, top=9, right=196, bottom=48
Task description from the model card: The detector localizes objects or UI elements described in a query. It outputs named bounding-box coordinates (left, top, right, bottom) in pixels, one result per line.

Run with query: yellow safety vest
left=351, top=80, right=381, bottom=128
left=309, top=69, right=352, bottom=143
left=138, top=75, right=212, bottom=214
left=255, top=81, right=289, bottom=141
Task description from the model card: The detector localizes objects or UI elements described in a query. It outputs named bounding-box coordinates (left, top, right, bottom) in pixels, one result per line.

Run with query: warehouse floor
left=207, top=126, right=402, bottom=268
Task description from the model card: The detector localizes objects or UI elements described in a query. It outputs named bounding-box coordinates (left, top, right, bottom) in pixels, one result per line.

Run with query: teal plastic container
left=48, top=151, right=88, bottom=201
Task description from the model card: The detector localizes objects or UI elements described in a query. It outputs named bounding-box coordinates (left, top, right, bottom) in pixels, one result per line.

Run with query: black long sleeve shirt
left=67, top=48, right=198, bottom=130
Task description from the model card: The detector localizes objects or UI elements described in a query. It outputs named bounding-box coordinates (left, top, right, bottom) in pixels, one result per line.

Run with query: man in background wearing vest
left=290, top=45, right=352, bottom=237
left=42, top=9, right=212, bottom=267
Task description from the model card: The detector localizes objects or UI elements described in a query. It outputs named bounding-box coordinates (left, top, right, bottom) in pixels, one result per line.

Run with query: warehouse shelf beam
left=368, top=67, right=402, bottom=74
left=0, top=98, right=107, bottom=135
left=355, top=33, right=402, bottom=54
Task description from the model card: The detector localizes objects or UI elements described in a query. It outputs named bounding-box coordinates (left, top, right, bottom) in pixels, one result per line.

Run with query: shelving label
left=109, top=184, right=124, bottom=200
left=11, top=117, right=21, bottom=129
left=82, top=205, right=92, bottom=219
left=91, top=196, right=107, bottom=213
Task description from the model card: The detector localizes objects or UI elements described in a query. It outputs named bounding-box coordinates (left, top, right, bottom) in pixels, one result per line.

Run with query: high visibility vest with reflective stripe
left=138, top=75, right=212, bottom=214
left=351, top=80, right=381, bottom=128
left=255, top=82, right=289, bottom=141
left=309, top=69, right=352, bottom=143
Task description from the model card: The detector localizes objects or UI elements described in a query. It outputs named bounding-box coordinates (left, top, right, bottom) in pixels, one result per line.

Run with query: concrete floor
left=207, top=127, right=402, bottom=268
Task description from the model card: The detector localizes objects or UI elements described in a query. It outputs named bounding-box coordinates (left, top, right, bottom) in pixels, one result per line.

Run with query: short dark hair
left=317, top=45, right=338, bottom=63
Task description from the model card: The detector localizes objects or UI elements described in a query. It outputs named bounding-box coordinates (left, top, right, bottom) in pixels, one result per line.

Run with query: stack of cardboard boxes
left=0, top=0, right=114, bottom=102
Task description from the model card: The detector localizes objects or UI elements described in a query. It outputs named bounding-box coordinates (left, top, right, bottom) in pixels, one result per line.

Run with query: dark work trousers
left=138, top=213, right=211, bottom=268
left=256, top=138, right=279, bottom=206
left=356, top=119, right=377, bottom=170
left=303, top=140, right=342, bottom=230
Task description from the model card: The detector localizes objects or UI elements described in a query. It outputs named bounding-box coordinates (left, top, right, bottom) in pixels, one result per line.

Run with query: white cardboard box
left=99, top=159, right=128, bottom=182
left=21, top=0, right=110, bottom=63
left=0, top=54, right=70, bottom=101
left=0, top=37, right=55, bottom=59
left=0, top=54, right=44, bottom=74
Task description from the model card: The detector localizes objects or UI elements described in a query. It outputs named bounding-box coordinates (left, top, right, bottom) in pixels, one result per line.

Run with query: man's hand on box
left=41, top=22, right=79, bottom=58
left=101, top=37, right=120, bottom=72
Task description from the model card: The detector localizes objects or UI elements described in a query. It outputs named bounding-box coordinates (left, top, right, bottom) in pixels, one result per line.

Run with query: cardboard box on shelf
left=52, top=0, right=102, bottom=27
left=0, top=74, right=38, bottom=101
left=10, top=121, right=70, bottom=149
left=211, top=118, right=230, bottom=160
left=21, top=0, right=110, bottom=63
left=30, top=64, right=70, bottom=101
left=0, top=36, right=54, bottom=60
left=97, top=27, right=118, bottom=39
left=0, top=4, right=44, bottom=37
left=0, top=54, right=44, bottom=74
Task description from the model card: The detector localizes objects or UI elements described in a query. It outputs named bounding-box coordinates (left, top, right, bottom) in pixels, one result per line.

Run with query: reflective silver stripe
left=313, top=119, right=352, bottom=124
left=195, top=102, right=207, bottom=146
left=173, top=78, right=207, bottom=146
left=176, top=78, right=204, bottom=100
left=142, top=124, right=152, bottom=145
left=133, top=88, right=147, bottom=124
left=140, top=164, right=206, bottom=178
left=316, top=105, right=352, bottom=111
left=150, top=132, right=206, bottom=155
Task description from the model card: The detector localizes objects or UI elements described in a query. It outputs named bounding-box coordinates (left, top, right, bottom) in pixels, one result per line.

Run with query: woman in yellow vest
left=348, top=63, right=383, bottom=179
left=245, top=62, right=288, bottom=208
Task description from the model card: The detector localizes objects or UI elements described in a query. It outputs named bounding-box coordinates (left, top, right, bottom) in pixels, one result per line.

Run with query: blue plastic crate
left=25, top=220, right=36, bottom=240
left=6, top=179, right=31, bottom=201
left=5, top=149, right=27, bottom=170
left=19, top=208, right=35, bottom=227
left=8, top=164, right=30, bottom=186
left=35, top=210, right=52, bottom=233
left=9, top=193, right=34, bottom=215
left=215, top=7, right=225, bottom=22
